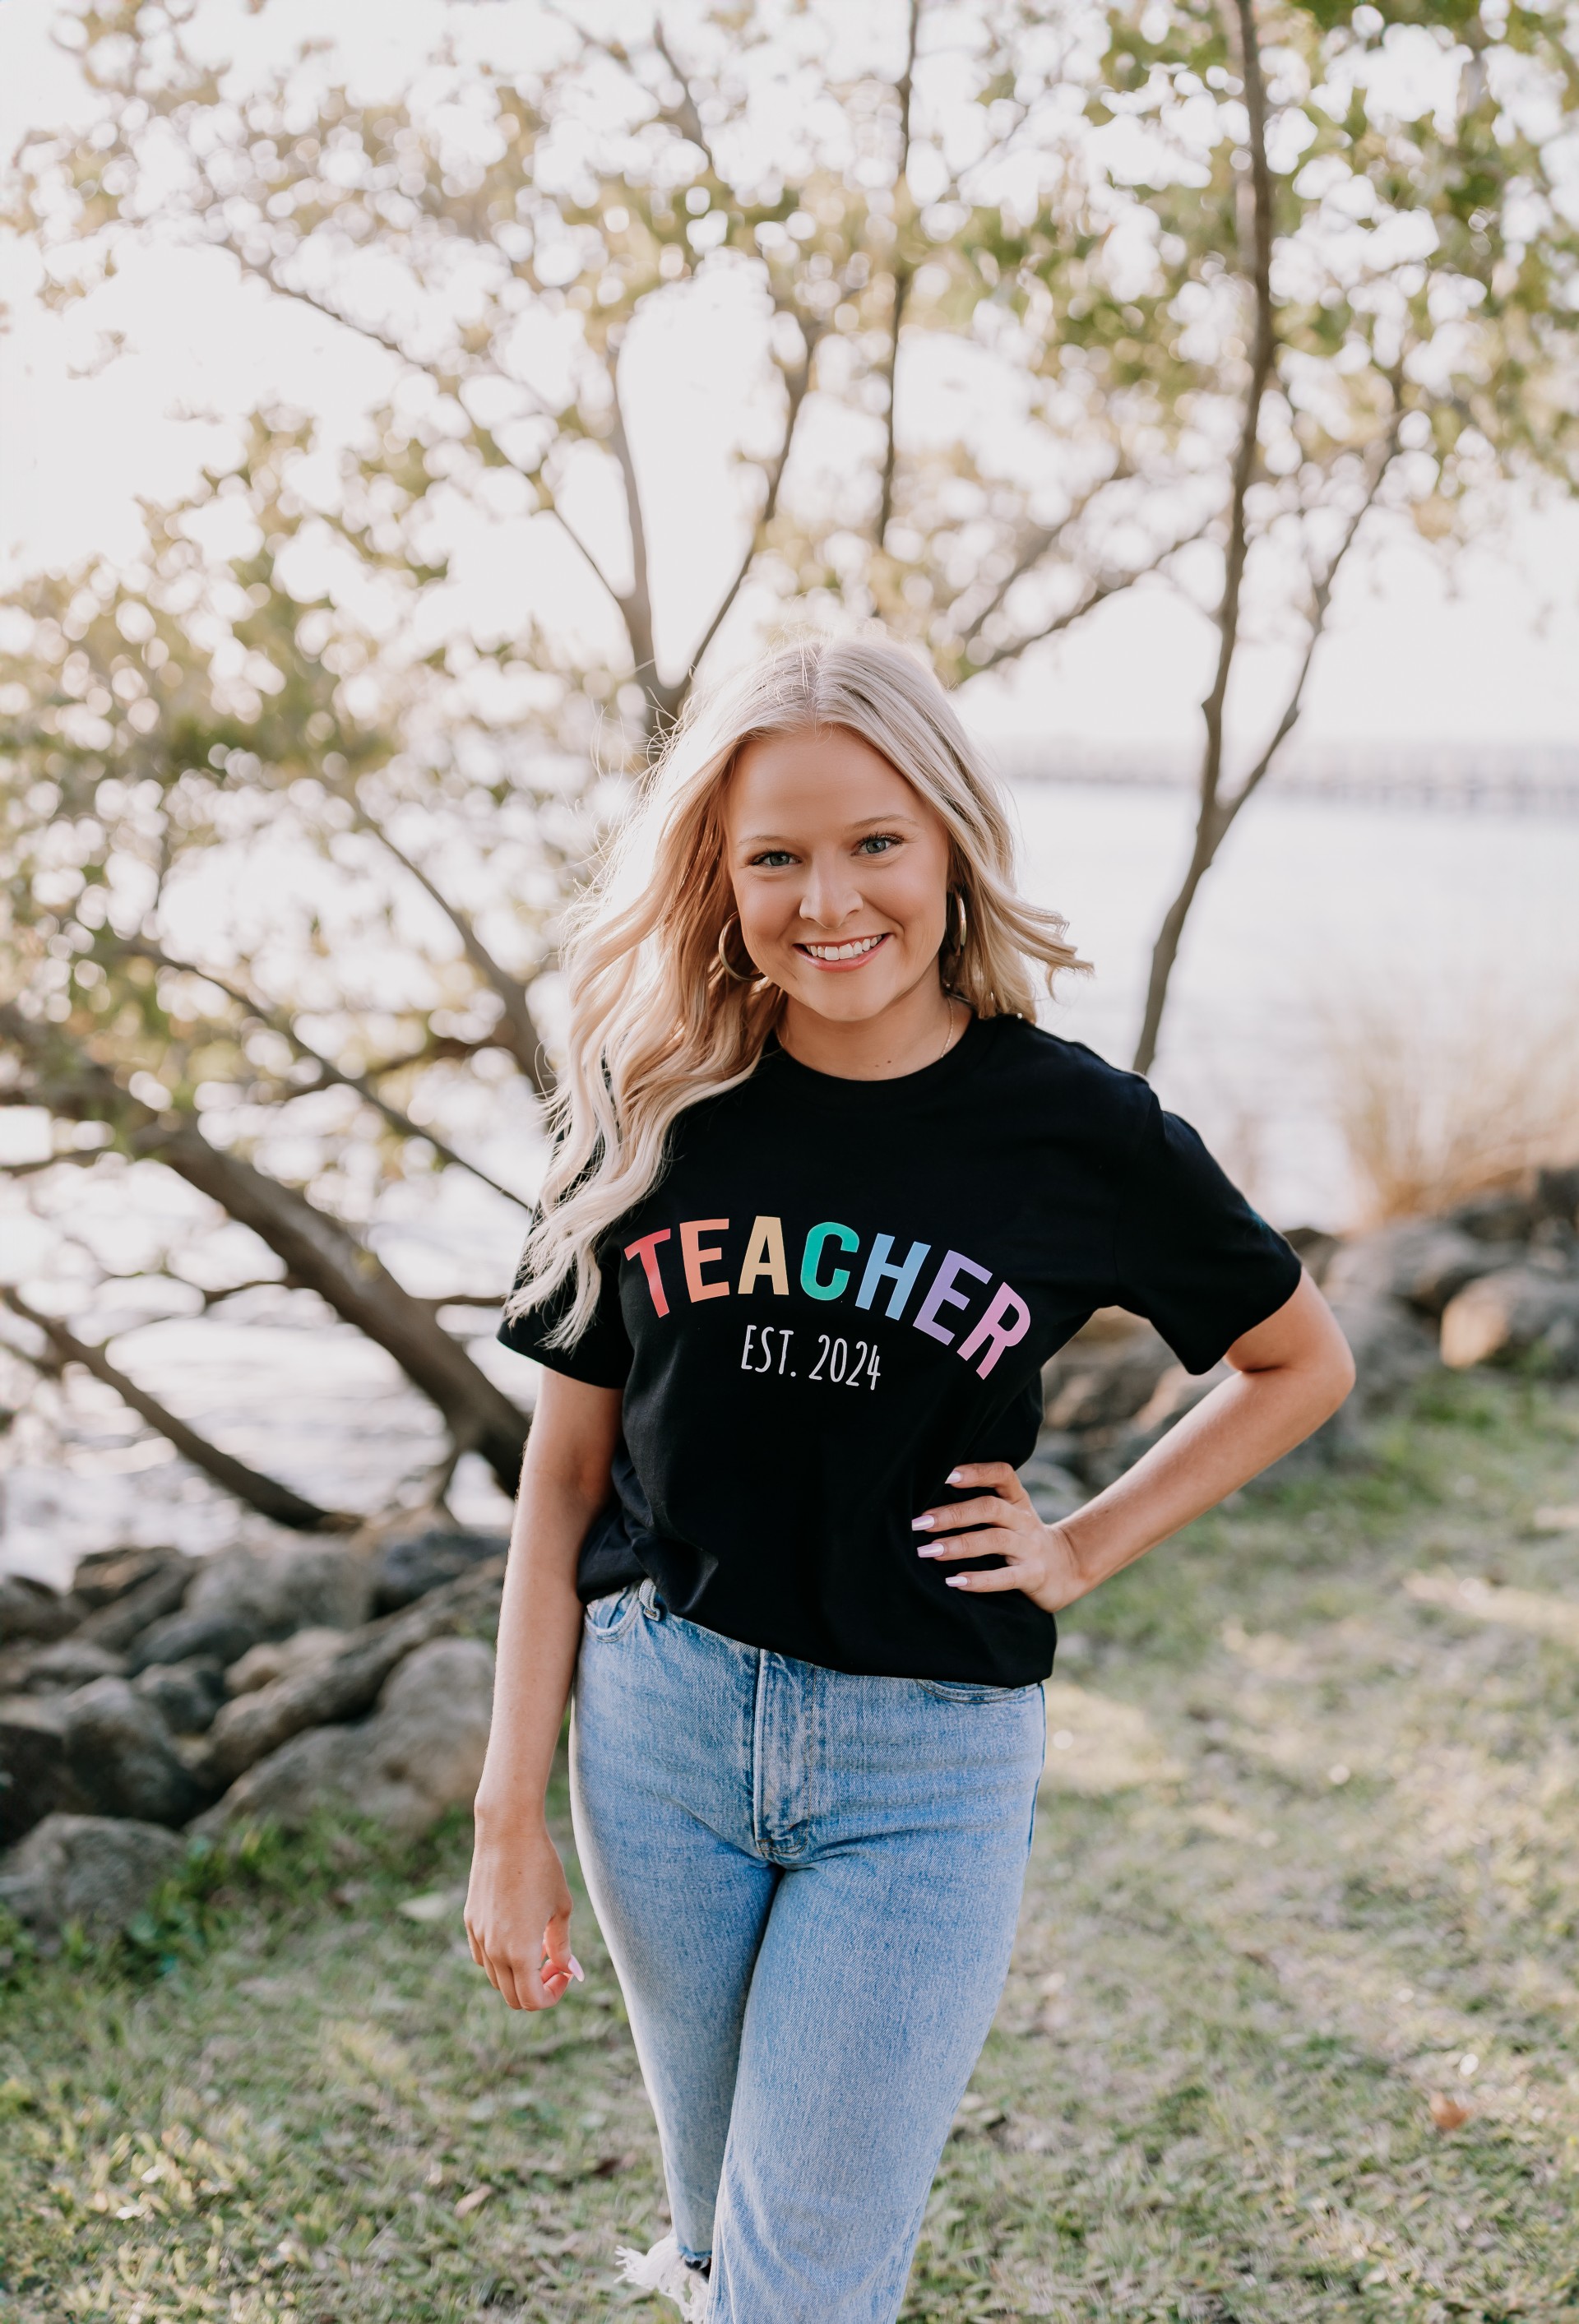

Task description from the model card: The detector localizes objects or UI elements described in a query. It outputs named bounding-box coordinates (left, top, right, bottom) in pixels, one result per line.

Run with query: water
left=7, top=784, right=1579, bottom=1581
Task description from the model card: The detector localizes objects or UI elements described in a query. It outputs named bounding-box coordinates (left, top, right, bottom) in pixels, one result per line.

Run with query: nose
left=798, top=850, right=864, bottom=931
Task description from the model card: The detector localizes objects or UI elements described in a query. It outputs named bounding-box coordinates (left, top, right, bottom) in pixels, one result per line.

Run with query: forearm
left=473, top=1468, right=595, bottom=1834
left=1061, top=1358, right=1338, bottom=1594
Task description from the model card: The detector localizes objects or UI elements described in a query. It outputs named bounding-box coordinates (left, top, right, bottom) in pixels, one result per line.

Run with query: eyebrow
left=734, top=814, right=923, bottom=846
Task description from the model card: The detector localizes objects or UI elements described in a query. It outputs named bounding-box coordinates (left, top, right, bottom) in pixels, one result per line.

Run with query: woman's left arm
left=914, top=1272, right=1355, bottom=1613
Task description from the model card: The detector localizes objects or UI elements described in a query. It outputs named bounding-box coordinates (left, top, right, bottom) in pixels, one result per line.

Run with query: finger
left=944, top=1562, right=1030, bottom=1593
left=543, top=1907, right=574, bottom=1981
left=944, top=1461, right=1024, bottom=1493
left=918, top=1528, right=1025, bottom=1562
left=914, top=1494, right=1027, bottom=1536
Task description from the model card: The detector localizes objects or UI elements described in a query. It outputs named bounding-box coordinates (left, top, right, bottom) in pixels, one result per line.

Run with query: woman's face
left=723, top=725, right=953, bottom=1028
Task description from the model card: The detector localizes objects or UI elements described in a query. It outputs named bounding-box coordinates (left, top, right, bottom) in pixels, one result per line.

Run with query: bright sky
left=3, top=0, right=1579, bottom=758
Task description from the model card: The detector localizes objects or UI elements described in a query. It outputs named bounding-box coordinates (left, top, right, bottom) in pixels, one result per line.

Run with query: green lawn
left=4, top=1371, right=1579, bottom=2322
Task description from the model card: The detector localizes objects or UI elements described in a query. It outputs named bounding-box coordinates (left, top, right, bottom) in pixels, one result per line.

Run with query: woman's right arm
left=465, top=1366, right=623, bottom=2012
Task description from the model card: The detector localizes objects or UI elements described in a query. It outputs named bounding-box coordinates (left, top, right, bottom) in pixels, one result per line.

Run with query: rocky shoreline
left=4, top=1168, right=1577, bottom=1953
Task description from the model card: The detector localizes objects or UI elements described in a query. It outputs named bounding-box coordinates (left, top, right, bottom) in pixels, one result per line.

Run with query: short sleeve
left=1114, top=1097, right=1302, bottom=1374
left=497, top=1243, right=632, bottom=1390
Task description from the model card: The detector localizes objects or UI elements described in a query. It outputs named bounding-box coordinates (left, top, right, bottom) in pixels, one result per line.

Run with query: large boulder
left=195, top=1636, right=495, bottom=1841
left=0, top=1813, right=184, bottom=1951
left=1323, top=1221, right=1522, bottom=1318
left=0, top=1575, right=84, bottom=1648
left=372, top=1528, right=509, bottom=1614
left=132, top=1659, right=227, bottom=1736
left=1440, top=1266, right=1579, bottom=1375
left=63, top=1678, right=211, bottom=1826
left=1043, top=1311, right=1175, bottom=1433
left=0, top=1697, right=87, bottom=1847
left=129, top=1542, right=373, bottom=1675
left=10, top=1639, right=128, bottom=1696
left=225, top=1627, right=351, bottom=1698
left=73, top=1554, right=195, bottom=1655
left=70, top=1547, right=183, bottom=1611
left=1323, top=1291, right=1438, bottom=1426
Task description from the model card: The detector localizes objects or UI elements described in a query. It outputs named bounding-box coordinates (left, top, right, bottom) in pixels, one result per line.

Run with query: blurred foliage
left=1, top=0, right=1577, bottom=1515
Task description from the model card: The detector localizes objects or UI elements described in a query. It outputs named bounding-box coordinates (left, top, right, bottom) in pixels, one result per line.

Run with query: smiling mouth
left=794, top=933, right=891, bottom=966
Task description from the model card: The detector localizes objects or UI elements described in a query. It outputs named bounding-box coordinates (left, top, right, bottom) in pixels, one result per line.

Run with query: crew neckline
left=759, top=1011, right=1000, bottom=1109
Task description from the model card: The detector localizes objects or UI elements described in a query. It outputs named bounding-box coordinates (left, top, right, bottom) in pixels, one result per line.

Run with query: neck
left=778, top=979, right=961, bottom=1081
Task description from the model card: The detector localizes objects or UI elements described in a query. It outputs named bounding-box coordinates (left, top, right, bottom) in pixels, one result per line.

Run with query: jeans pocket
left=913, top=1677, right=1030, bottom=1706
left=583, top=1586, right=642, bottom=1641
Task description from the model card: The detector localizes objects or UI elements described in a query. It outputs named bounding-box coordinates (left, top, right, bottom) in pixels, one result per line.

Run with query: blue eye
left=751, top=850, right=795, bottom=868
left=857, top=833, right=900, bottom=855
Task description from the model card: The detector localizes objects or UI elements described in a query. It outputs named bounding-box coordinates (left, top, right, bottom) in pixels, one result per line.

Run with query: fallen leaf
left=455, top=2184, right=494, bottom=2217
left=1429, top=2092, right=1471, bottom=2131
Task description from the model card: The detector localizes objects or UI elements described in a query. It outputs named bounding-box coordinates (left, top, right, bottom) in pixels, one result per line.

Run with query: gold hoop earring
left=715, top=915, right=756, bottom=982
left=945, top=887, right=968, bottom=957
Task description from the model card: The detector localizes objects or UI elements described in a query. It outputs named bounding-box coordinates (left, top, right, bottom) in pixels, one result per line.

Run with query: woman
left=465, top=637, right=1354, bottom=2323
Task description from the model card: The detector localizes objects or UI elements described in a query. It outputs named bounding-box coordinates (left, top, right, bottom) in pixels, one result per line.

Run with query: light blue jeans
left=569, top=1580, right=1046, bottom=2324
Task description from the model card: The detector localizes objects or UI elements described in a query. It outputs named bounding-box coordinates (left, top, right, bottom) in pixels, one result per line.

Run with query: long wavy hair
left=509, top=634, right=1088, bottom=1346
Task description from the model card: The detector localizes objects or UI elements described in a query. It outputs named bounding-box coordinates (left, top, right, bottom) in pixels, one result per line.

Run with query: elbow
left=1322, top=1333, right=1358, bottom=1419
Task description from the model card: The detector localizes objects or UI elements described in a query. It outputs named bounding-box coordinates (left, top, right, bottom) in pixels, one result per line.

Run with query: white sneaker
left=615, top=2231, right=710, bottom=2322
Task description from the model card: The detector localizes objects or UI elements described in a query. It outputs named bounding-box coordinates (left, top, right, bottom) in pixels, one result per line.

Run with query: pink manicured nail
left=945, top=1576, right=969, bottom=1589
left=916, top=1546, right=939, bottom=1559
left=569, top=1956, right=585, bottom=1982
left=947, top=1469, right=964, bottom=1484
left=911, top=1514, right=934, bottom=1530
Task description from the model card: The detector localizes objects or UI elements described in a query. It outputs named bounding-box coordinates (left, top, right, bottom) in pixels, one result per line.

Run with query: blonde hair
left=510, top=634, right=1086, bottom=1345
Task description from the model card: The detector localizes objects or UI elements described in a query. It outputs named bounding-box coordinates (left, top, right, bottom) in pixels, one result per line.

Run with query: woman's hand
left=465, top=1819, right=584, bottom=2012
left=913, top=1463, right=1089, bottom=1613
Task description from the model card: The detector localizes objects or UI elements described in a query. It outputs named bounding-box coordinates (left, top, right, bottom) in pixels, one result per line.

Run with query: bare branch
left=338, top=810, right=555, bottom=1098
left=127, top=937, right=533, bottom=1211
left=1132, top=0, right=1278, bottom=1078
left=957, top=518, right=1207, bottom=680
left=875, top=0, right=923, bottom=549
left=1, top=1285, right=354, bottom=1532
left=1216, top=430, right=1403, bottom=834
left=679, top=316, right=822, bottom=692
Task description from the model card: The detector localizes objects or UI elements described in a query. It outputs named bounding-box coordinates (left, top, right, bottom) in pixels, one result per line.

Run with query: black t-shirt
left=499, top=1016, right=1300, bottom=1687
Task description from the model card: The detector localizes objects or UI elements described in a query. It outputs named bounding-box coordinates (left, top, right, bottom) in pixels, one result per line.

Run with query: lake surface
left=6, top=783, right=1579, bottom=1581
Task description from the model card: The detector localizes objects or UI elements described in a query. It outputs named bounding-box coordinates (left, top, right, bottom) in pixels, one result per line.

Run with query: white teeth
left=801, top=935, right=886, bottom=961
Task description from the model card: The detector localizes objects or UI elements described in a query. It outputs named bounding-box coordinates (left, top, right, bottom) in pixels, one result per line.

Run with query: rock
left=0, top=1697, right=87, bottom=1847
left=126, top=1607, right=265, bottom=1676
left=1283, top=1225, right=1341, bottom=1285
left=1044, top=1312, right=1175, bottom=1432
left=0, top=1813, right=185, bottom=1951
left=74, top=1555, right=196, bottom=1655
left=63, top=1679, right=211, bottom=1826
left=1323, top=1221, right=1522, bottom=1318
left=132, top=1659, right=227, bottom=1736
left=128, top=1542, right=373, bottom=1676
left=70, top=1547, right=183, bottom=1611
left=1440, top=1267, right=1579, bottom=1374
left=225, top=1627, right=350, bottom=1697
left=1325, top=1291, right=1438, bottom=1422
left=196, top=1637, right=495, bottom=1841
left=1450, top=1188, right=1539, bottom=1243
left=0, top=1576, right=85, bottom=1648
left=1019, top=1451, right=1084, bottom=1524
left=1535, top=1164, right=1579, bottom=1230
left=373, top=1528, right=509, bottom=1614
left=10, top=1639, right=129, bottom=1695
left=194, top=1557, right=505, bottom=1789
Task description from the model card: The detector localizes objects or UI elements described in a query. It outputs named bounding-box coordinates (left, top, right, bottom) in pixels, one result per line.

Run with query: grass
left=4, top=1371, right=1579, bottom=2322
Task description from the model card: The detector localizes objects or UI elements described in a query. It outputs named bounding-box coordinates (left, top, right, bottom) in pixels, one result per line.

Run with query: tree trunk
left=2, top=1007, right=530, bottom=1493
left=2, top=1289, right=350, bottom=1532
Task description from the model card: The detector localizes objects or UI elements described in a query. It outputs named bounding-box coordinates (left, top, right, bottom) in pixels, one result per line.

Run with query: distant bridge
left=990, top=738, right=1579, bottom=815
